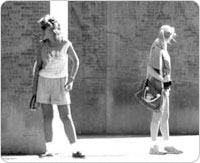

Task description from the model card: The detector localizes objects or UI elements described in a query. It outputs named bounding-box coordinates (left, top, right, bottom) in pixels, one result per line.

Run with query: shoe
left=164, top=146, right=183, bottom=154
left=38, top=152, right=53, bottom=158
left=72, top=151, right=85, bottom=158
left=149, top=145, right=166, bottom=155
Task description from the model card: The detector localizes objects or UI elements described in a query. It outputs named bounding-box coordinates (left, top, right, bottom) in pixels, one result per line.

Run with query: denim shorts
left=36, top=76, right=71, bottom=105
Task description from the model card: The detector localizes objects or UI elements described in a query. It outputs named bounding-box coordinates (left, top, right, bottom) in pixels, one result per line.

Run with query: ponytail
left=158, top=25, right=176, bottom=49
left=158, top=28, right=167, bottom=49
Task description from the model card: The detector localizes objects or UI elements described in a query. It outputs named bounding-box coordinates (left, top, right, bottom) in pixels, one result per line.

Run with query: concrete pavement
left=2, top=108, right=199, bottom=162
left=1, top=135, right=199, bottom=163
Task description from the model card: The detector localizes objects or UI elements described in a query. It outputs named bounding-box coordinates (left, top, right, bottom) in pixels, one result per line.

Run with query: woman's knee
left=58, top=105, right=72, bottom=122
left=41, top=104, right=53, bottom=120
left=161, top=100, right=170, bottom=121
left=151, top=112, right=162, bottom=123
left=162, top=112, right=169, bottom=121
left=60, top=113, right=72, bottom=122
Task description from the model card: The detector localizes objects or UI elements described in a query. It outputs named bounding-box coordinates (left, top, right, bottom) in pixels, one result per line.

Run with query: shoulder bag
left=135, top=55, right=166, bottom=112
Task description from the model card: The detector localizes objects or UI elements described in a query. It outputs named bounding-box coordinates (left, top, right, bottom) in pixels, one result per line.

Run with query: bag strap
left=29, top=94, right=36, bottom=109
left=146, top=43, right=167, bottom=79
left=146, top=44, right=154, bottom=79
left=161, top=54, right=167, bottom=77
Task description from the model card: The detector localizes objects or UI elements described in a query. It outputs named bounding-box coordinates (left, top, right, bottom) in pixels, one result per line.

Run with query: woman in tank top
left=147, top=25, right=183, bottom=155
left=32, top=15, right=85, bottom=158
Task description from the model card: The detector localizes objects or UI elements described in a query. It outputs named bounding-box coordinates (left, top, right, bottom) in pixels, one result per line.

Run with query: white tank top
left=148, top=40, right=171, bottom=81
left=39, top=40, right=71, bottom=78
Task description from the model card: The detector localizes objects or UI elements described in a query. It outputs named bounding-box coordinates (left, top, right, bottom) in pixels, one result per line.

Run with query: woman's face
left=165, top=33, right=175, bottom=44
left=42, top=26, right=54, bottom=41
left=164, top=31, right=171, bottom=40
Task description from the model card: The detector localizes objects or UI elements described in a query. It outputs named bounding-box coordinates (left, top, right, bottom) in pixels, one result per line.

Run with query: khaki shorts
left=36, top=76, right=71, bottom=105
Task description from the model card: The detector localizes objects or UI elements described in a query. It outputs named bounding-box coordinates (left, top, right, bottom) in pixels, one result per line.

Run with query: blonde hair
left=158, top=25, right=176, bottom=48
left=37, top=14, right=62, bottom=37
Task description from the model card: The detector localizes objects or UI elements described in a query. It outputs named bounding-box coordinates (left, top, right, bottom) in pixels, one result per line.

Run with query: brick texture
left=1, top=1, right=50, bottom=154
left=1, top=2, right=199, bottom=155
left=69, top=1, right=199, bottom=135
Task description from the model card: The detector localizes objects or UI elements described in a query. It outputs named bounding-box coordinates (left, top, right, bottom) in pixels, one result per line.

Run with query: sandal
left=72, top=151, right=85, bottom=158
left=149, top=145, right=166, bottom=155
left=39, top=152, right=53, bottom=158
left=164, top=146, right=183, bottom=154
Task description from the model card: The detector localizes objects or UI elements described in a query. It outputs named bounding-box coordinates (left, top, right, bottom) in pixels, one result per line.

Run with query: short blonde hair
left=37, top=14, right=61, bottom=34
left=159, top=25, right=176, bottom=43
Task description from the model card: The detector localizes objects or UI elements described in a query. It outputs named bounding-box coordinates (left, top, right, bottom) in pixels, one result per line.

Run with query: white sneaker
left=38, top=151, right=53, bottom=158
left=164, top=146, right=183, bottom=154
left=149, top=145, right=166, bottom=155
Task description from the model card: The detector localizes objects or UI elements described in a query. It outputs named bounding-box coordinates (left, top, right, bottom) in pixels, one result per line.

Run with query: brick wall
left=68, top=1, right=108, bottom=134
left=69, top=1, right=199, bottom=135
left=1, top=1, right=50, bottom=154
left=1, top=1, right=199, bottom=155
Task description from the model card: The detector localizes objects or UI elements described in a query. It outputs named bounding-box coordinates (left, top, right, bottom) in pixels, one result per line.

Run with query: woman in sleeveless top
left=32, top=15, right=85, bottom=158
left=147, top=25, right=183, bottom=155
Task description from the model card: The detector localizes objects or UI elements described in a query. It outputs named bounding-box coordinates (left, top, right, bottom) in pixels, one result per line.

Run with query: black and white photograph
left=1, top=0, right=199, bottom=162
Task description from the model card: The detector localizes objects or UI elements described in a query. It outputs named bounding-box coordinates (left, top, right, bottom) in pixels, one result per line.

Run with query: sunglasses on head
left=41, top=23, right=50, bottom=30
left=40, top=20, right=52, bottom=30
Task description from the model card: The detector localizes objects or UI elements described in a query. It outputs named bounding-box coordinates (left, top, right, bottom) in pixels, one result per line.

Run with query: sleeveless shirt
left=39, top=40, right=72, bottom=78
left=148, top=40, right=171, bottom=78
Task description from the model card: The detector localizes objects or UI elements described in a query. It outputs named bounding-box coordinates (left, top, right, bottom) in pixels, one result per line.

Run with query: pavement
left=1, top=135, right=199, bottom=163
left=1, top=110, right=199, bottom=162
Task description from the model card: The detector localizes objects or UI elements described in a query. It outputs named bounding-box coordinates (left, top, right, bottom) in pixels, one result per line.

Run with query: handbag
left=30, top=58, right=42, bottom=111
left=29, top=94, right=40, bottom=111
left=135, top=78, right=163, bottom=112
left=135, top=52, right=168, bottom=112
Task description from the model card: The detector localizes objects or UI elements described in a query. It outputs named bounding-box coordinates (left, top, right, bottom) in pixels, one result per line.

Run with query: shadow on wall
left=1, top=91, right=46, bottom=154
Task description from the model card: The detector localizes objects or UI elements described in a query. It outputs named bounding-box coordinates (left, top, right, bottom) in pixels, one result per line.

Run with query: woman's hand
left=32, top=81, right=38, bottom=95
left=147, top=66, right=163, bottom=82
left=64, top=77, right=74, bottom=92
left=163, top=74, right=171, bottom=82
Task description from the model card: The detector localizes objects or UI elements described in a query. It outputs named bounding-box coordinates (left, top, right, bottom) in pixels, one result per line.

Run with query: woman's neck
left=48, top=37, right=63, bottom=47
left=155, top=38, right=167, bottom=50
